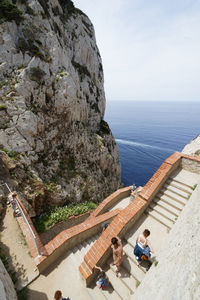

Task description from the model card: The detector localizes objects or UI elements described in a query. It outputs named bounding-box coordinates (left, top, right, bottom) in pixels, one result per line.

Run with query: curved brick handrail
left=89, top=186, right=132, bottom=219
left=79, top=152, right=200, bottom=285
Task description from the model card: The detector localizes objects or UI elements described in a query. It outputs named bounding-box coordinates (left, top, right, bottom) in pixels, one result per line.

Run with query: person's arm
left=136, top=234, right=139, bottom=243
left=146, top=240, right=154, bottom=253
left=94, top=265, right=102, bottom=272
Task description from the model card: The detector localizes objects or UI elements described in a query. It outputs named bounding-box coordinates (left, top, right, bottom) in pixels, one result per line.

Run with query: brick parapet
left=37, top=208, right=121, bottom=272
left=89, top=186, right=132, bottom=219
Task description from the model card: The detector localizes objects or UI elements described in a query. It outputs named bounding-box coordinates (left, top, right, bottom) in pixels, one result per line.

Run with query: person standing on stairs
left=134, top=229, right=154, bottom=265
left=111, top=237, right=123, bottom=276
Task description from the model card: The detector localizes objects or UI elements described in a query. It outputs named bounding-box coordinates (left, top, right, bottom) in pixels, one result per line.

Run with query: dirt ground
left=0, top=206, right=39, bottom=290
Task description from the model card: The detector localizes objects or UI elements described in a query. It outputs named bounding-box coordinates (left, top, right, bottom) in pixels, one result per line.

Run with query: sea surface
left=105, top=101, right=200, bottom=187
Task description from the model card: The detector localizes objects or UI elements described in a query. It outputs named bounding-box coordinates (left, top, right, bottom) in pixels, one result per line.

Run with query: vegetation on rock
left=33, top=201, right=97, bottom=232
left=0, top=0, right=23, bottom=24
left=29, top=67, right=46, bottom=84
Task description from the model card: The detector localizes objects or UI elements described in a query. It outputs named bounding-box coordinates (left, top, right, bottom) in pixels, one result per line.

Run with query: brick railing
left=79, top=152, right=200, bottom=285
left=89, top=186, right=132, bottom=218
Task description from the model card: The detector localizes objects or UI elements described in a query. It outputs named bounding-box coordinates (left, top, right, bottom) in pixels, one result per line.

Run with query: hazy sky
left=73, top=0, right=200, bottom=101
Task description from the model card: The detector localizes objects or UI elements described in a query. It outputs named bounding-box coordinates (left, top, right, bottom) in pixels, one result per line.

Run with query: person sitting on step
left=133, top=229, right=154, bottom=265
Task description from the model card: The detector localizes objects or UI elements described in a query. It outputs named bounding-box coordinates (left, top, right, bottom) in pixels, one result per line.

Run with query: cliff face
left=0, top=260, right=17, bottom=300
left=0, top=0, right=121, bottom=215
left=182, top=134, right=200, bottom=156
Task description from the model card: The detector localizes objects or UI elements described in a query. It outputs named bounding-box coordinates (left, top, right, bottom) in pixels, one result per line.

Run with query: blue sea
left=105, top=101, right=200, bottom=187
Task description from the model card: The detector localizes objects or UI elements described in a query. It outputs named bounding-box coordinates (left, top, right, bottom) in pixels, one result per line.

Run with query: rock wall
left=0, top=260, right=17, bottom=300
left=0, top=0, right=121, bottom=215
left=132, top=184, right=200, bottom=300
left=182, top=134, right=200, bottom=156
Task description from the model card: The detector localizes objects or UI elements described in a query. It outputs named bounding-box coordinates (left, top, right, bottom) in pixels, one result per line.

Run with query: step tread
left=122, top=243, right=146, bottom=280
left=149, top=202, right=177, bottom=222
left=151, top=199, right=180, bottom=217
left=168, top=177, right=194, bottom=189
left=163, top=184, right=190, bottom=199
left=108, top=260, right=137, bottom=293
left=146, top=208, right=174, bottom=229
left=122, top=254, right=145, bottom=283
left=160, top=189, right=187, bottom=205
left=157, top=193, right=184, bottom=210
left=106, top=267, right=131, bottom=300
left=167, top=179, right=193, bottom=193
left=88, top=285, right=107, bottom=300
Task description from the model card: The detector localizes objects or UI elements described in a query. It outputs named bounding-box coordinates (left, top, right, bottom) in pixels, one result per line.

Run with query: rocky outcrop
left=182, top=134, right=200, bottom=156
left=0, top=0, right=121, bottom=215
left=0, top=260, right=17, bottom=300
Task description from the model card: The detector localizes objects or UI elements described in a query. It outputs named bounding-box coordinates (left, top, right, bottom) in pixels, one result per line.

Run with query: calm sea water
left=105, top=101, right=200, bottom=187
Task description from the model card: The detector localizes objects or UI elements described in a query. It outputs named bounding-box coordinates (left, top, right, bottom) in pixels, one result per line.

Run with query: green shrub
left=33, top=201, right=97, bottom=233
left=0, top=147, right=19, bottom=160
left=0, top=104, right=8, bottom=111
left=29, top=67, right=46, bottom=84
left=192, top=184, right=197, bottom=190
left=194, top=149, right=200, bottom=156
left=0, top=0, right=23, bottom=24
left=17, top=287, right=29, bottom=300
left=99, top=120, right=110, bottom=135
left=154, top=260, right=159, bottom=267
left=17, top=37, right=45, bottom=60
left=26, top=5, right=36, bottom=16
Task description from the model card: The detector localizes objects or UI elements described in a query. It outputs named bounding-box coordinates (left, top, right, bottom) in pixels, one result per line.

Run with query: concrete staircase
left=146, top=176, right=193, bottom=230
left=83, top=172, right=195, bottom=299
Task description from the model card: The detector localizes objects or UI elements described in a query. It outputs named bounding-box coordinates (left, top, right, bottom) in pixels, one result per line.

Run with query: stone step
left=122, top=243, right=146, bottom=281
left=146, top=209, right=173, bottom=229
left=149, top=203, right=177, bottom=223
left=100, top=285, right=122, bottom=300
left=122, top=254, right=145, bottom=284
left=163, top=183, right=190, bottom=199
left=72, top=247, right=83, bottom=265
left=152, top=198, right=180, bottom=217
left=157, top=193, right=184, bottom=211
left=106, top=267, right=131, bottom=300
left=82, top=241, right=91, bottom=252
left=87, top=285, right=107, bottom=300
left=109, top=261, right=137, bottom=294
left=168, top=176, right=193, bottom=190
left=167, top=178, right=193, bottom=194
left=160, top=189, right=187, bottom=205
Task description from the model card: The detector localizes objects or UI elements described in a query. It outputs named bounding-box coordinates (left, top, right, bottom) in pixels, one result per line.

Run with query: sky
left=73, top=0, right=200, bottom=101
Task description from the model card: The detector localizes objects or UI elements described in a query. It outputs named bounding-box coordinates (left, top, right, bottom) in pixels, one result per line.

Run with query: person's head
left=54, top=290, right=62, bottom=300
left=111, top=237, right=118, bottom=245
left=143, top=229, right=150, bottom=238
left=12, top=192, right=17, bottom=198
left=99, top=270, right=106, bottom=279
left=103, top=223, right=109, bottom=231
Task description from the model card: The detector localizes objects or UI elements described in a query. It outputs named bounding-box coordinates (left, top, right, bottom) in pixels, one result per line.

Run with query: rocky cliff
left=0, top=0, right=121, bottom=216
left=182, top=134, right=200, bottom=157
left=0, top=260, right=17, bottom=300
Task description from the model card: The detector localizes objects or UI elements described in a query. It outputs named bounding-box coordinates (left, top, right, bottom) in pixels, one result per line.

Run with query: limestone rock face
left=0, top=260, right=17, bottom=300
left=0, top=0, right=121, bottom=215
left=182, top=134, right=200, bottom=156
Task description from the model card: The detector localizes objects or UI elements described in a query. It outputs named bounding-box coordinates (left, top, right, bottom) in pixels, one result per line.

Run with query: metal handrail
left=0, top=183, right=42, bottom=256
